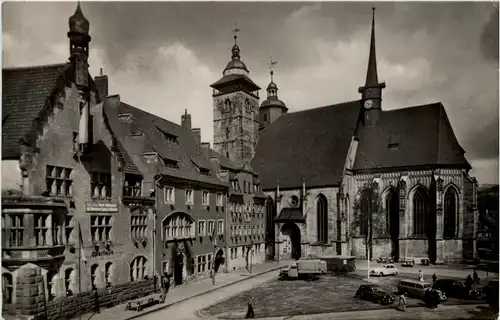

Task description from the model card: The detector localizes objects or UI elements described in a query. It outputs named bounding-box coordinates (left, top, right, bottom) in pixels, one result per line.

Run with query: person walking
left=161, top=273, right=171, bottom=303
left=211, top=268, right=216, bottom=286
left=418, top=270, right=424, bottom=282
left=93, top=286, right=100, bottom=314
left=473, top=269, right=480, bottom=284
left=245, top=296, right=255, bottom=318
left=432, top=273, right=437, bottom=283
left=396, top=292, right=407, bottom=312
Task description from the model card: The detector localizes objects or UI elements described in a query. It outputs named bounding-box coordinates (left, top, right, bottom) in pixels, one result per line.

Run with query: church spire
left=365, top=7, right=379, bottom=86
left=267, top=58, right=278, bottom=98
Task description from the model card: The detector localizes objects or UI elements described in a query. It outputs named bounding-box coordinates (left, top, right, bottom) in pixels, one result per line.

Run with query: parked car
left=401, top=258, right=415, bottom=267
left=355, top=284, right=395, bottom=305
left=398, top=279, right=447, bottom=301
left=432, top=279, right=481, bottom=300
left=376, top=256, right=395, bottom=264
left=370, top=264, right=399, bottom=277
left=483, top=280, right=499, bottom=308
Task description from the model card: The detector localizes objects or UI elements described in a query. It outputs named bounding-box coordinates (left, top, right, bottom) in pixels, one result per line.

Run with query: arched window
left=130, top=256, right=148, bottom=281
left=413, top=187, right=428, bottom=237
left=65, top=268, right=74, bottom=297
left=385, top=189, right=399, bottom=237
left=359, top=190, right=371, bottom=236
left=105, top=262, right=113, bottom=287
left=317, top=194, right=328, bottom=244
left=90, top=264, right=99, bottom=289
left=163, top=212, right=194, bottom=240
left=2, top=273, right=13, bottom=304
left=444, top=187, right=458, bottom=238
left=47, top=271, right=57, bottom=301
left=265, top=198, right=275, bottom=241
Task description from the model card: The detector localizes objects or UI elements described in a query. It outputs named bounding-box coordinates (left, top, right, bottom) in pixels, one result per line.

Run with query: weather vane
left=269, top=56, right=278, bottom=81
left=232, top=22, right=240, bottom=43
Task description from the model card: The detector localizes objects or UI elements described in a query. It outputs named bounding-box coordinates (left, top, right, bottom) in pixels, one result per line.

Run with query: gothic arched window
left=412, top=187, right=428, bottom=237
left=317, top=194, right=328, bottom=244
left=2, top=273, right=12, bottom=304
left=65, top=268, right=74, bottom=297
left=163, top=212, right=194, bottom=240
left=444, top=187, right=458, bottom=238
left=386, top=189, right=399, bottom=237
left=105, top=262, right=113, bottom=287
left=91, top=264, right=99, bottom=289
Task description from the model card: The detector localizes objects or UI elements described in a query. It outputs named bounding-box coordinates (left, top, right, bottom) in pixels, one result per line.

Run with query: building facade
left=252, top=8, right=478, bottom=265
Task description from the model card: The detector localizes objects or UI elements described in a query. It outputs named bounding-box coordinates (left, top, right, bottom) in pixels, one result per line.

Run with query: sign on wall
left=86, top=202, right=118, bottom=213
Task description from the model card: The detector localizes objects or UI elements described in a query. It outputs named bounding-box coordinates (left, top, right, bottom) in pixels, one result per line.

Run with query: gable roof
left=252, top=101, right=362, bottom=190
left=103, top=97, right=227, bottom=187
left=353, top=102, right=471, bottom=171
left=2, top=63, right=69, bottom=159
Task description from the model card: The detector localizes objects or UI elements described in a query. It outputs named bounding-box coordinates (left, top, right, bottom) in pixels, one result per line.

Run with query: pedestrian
left=473, top=269, right=480, bottom=284
left=161, top=273, right=171, bottom=303
left=396, top=292, right=407, bottom=312
left=211, top=269, right=216, bottom=286
left=432, top=273, right=437, bottom=283
left=418, top=270, right=424, bottom=282
left=93, top=286, right=100, bottom=314
left=466, top=274, right=473, bottom=290
left=245, top=296, right=255, bottom=318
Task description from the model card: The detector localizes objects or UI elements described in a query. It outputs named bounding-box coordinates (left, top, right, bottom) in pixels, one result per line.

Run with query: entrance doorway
left=174, top=254, right=184, bottom=285
left=386, top=189, right=400, bottom=261
left=214, top=249, right=224, bottom=272
left=280, top=223, right=301, bottom=260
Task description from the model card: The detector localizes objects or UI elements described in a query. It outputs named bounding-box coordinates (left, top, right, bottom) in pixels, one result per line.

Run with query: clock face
left=364, top=100, right=374, bottom=109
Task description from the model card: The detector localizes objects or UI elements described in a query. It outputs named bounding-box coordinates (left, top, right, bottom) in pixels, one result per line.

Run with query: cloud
left=2, top=2, right=498, bottom=184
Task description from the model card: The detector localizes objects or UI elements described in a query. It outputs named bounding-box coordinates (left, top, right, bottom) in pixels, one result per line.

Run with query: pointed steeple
left=365, top=7, right=378, bottom=86
left=358, top=7, right=385, bottom=103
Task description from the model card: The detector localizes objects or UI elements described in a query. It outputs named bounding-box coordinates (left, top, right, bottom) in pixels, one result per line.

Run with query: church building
left=251, top=8, right=478, bottom=264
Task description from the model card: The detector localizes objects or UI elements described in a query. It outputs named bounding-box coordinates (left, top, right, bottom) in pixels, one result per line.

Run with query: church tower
left=259, top=58, right=288, bottom=131
left=68, top=2, right=92, bottom=154
left=210, top=29, right=261, bottom=162
left=358, top=8, right=385, bottom=127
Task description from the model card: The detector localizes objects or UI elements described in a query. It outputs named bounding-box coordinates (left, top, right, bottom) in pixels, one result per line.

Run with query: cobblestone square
left=200, top=273, right=487, bottom=319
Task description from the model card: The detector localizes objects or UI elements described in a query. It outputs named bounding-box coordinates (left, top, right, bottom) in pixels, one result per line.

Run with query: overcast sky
left=2, top=1, right=499, bottom=184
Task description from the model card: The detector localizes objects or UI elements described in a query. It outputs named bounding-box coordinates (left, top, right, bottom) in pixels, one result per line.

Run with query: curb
left=124, top=265, right=283, bottom=320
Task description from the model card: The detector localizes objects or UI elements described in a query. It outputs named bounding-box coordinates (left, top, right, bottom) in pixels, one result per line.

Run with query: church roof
left=252, top=101, right=361, bottom=190
left=103, top=98, right=227, bottom=187
left=210, top=74, right=260, bottom=92
left=2, top=63, right=69, bottom=159
left=353, top=102, right=471, bottom=171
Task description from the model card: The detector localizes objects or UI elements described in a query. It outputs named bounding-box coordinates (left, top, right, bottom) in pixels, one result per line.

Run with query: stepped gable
left=353, top=102, right=471, bottom=171
left=252, top=100, right=362, bottom=190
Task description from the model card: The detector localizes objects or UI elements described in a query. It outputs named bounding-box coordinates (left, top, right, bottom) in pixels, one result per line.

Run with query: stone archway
left=214, top=249, right=225, bottom=272
left=174, top=253, right=184, bottom=285
left=280, top=222, right=301, bottom=260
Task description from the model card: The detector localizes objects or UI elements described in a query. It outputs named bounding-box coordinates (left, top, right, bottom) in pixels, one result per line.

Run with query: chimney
left=200, top=142, right=210, bottom=158
left=181, top=109, right=192, bottom=130
left=94, top=68, right=109, bottom=99
left=191, top=128, right=201, bottom=147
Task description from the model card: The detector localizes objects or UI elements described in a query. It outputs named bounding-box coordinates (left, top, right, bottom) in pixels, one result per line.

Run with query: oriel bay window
left=90, top=172, right=112, bottom=199
left=2, top=214, right=24, bottom=247
left=90, top=215, right=112, bottom=242
left=123, top=174, right=142, bottom=197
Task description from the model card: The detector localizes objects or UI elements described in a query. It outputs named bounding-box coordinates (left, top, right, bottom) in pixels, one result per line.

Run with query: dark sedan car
left=432, top=279, right=481, bottom=300
left=355, top=284, right=395, bottom=305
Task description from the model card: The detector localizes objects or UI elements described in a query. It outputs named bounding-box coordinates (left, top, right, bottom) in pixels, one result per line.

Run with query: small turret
left=259, top=58, right=287, bottom=131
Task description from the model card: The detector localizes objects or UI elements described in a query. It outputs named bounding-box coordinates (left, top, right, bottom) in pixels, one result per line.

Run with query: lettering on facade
left=86, top=202, right=118, bottom=213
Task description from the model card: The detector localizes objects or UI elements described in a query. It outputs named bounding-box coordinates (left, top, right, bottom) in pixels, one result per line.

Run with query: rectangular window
left=34, top=214, right=49, bottom=246
left=90, top=172, right=112, bottom=199
left=5, top=215, right=24, bottom=247
left=207, top=220, right=215, bottom=236
left=123, top=174, right=142, bottom=197
left=46, top=165, right=73, bottom=196
left=217, top=220, right=224, bottom=234
left=197, top=255, right=207, bottom=273
left=65, top=215, right=74, bottom=244
left=185, top=189, right=194, bottom=205
left=162, top=158, right=179, bottom=169
left=202, top=191, right=209, bottom=205
left=164, top=186, right=175, bottom=204
left=198, top=220, right=206, bottom=236
left=90, top=215, right=112, bottom=242
left=216, top=193, right=223, bottom=207
left=131, top=212, right=148, bottom=240
left=208, top=254, right=213, bottom=270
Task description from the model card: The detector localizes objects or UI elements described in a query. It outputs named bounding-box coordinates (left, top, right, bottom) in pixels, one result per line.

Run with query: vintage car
left=433, top=279, right=481, bottom=300
left=370, top=264, right=399, bottom=277
left=401, top=258, right=415, bottom=267
left=355, top=284, right=395, bottom=305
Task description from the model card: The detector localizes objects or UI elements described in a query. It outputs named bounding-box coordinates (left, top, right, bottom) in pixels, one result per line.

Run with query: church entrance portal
left=280, top=223, right=301, bottom=260
left=174, top=254, right=184, bottom=285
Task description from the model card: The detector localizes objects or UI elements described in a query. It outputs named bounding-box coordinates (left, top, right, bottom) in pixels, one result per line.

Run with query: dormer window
left=118, top=113, right=132, bottom=124
left=162, top=158, right=179, bottom=169
left=200, top=168, right=210, bottom=176
left=131, top=130, right=144, bottom=137
left=156, top=126, right=178, bottom=144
